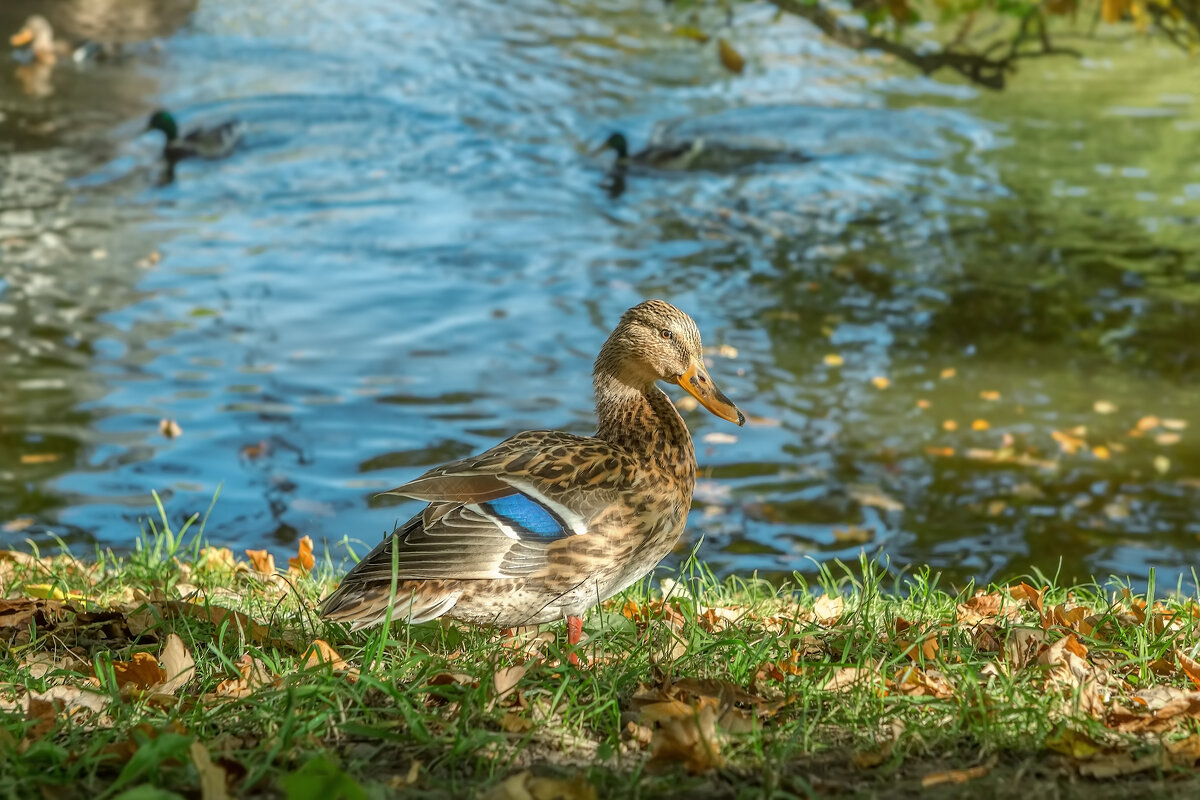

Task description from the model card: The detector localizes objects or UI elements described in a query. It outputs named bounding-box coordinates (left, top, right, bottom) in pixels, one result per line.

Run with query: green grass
left=3, top=499, right=1200, bottom=799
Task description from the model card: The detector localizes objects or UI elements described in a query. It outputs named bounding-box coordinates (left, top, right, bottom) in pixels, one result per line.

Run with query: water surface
left=2, top=0, right=1199, bottom=589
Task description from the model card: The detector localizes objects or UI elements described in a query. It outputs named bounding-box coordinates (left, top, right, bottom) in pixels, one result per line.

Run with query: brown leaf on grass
left=1107, top=687, right=1200, bottom=733
left=754, top=648, right=806, bottom=684
left=1037, top=634, right=1110, bottom=718
left=108, top=652, right=165, bottom=691
left=244, top=549, right=275, bottom=575
left=190, top=741, right=230, bottom=800
left=851, top=742, right=892, bottom=769
left=642, top=698, right=724, bottom=773
left=214, top=655, right=280, bottom=699
left=493, top=665, right=526, bottom=700
left=892, top=667, right=955, bottom=699
left=1178, top=649, right=1200, bottom=690
left=197, top=547, right=235, bottom=572
left=823, top=666, right=881, bottom=694
left=21, top=684, right=109, bottom=745
left=301, top=639, right=345, bottom=670
left=0, top=598, right=59, bottom=631
left=158, top=634, right=195, bottom=695
left=25, top=696, right=60, bottom=742
left=921, top=764, right=990, bottom=788
left=484, top=771, right=597, bottom=800
left=288, top=536, right=314, bottom=574
left=1008, top=583, right=1044, bottom=614
left=1050, top=604, right=1095, bottom=636
left=956, top=591, right=1020, bottom=626
left=1078, top=751, right=1161, bottom=778
left=499, top=712, right=535, bottom=733
left=811, top=594, right=843, bottom=626
left=716, top=39, right=744, bottom=74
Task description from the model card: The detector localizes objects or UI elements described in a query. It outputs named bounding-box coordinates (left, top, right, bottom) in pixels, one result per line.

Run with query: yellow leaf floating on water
left=717, top=38, right=745, bottom=74
left=823, top=354, right=844, bottom=367
left=972, top=419, right=989, bottom=431
left=940, top=368, right=956, bottom=379
left=1154, top=456, right=1170, bottom=475
left=979, top=390, right=1000, bottom=402
left=20, top=454, right=60, bottom=465
left=1157, top=432, right=1182, bottom=446
left=942, top=420, right=958, bottom=432
left=158, top=418, right=183, bottom=439
left=1092, top=445, right=1110, bottom=460
left=672, top=25, right=710, bottom=43
left=1093, top=400, right=1118, bottom=414
left=870, top=376, right=890, bottom=390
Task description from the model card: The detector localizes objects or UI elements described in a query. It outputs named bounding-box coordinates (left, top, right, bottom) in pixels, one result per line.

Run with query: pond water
left=2, top=0, right=1199, bottom=590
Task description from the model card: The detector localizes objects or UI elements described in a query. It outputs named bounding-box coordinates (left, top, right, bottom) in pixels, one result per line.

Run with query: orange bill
left=11, top=28, right=34, bottom=47
left=674, top=359, right=744, bottom=426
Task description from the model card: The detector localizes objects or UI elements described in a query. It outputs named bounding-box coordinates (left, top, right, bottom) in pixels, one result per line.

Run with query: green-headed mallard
left=595, top=131, right=705, bottom=170
left=10, top=15, right=116, bottom=65
left=320, top=300, right=744, bottom=663
left=146, top=109, right=244, bottom=164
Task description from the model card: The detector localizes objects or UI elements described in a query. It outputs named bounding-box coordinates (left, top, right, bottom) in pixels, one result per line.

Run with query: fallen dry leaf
left=197, top=547, right=235, bottom=573
left=107, top=652, right=165, bottom=691
left=159, top=418, right=183, bottom=439
left=921, top=764, right=990, bottom=788
left=301, top=640, right=357, bottom=679
left=493, top=665, right=526, bottom=699
left=158, top=634, right=195, bottom=695
left=214, top=655, right=279, bottom=699
left=288, top=536, right=315, bottom=574
left=244, top=549, right=275, bottom=575
left=823, top=666, right=880, bottom=693
left=484, top=771, right=597, bottom=800
left=642, top=698, right=724, bottom=773
left=811, top=594, right=844, bottom=626
left=190, top=740, right=230, bottom=800
left=1178, top=649, right=1200, bottom=690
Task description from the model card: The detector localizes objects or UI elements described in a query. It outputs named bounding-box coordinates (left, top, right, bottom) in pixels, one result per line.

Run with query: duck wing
left=339, top=431, right=638, bottom=583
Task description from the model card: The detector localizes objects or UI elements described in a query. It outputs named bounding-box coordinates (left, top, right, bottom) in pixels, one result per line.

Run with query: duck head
left=594, top=131, right=629, bottom=160
left=596, top=300, right=744, bottom=426
left=146, top=109, right=180, bottom=141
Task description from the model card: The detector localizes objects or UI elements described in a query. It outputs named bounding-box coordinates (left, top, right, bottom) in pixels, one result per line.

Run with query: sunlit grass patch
left=3, top=500, right=1200, bottom=797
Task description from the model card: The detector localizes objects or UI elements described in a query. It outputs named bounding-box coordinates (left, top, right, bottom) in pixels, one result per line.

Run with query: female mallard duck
left=595, top=131, right=705, bottom=170
left=319, top=300, right=744, bottom=663
left=146, top=109, right=244, bottom=163
left=10, top=15, right=116, bottom=65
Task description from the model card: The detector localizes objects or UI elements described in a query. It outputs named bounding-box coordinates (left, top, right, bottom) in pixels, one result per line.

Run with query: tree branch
left=768, top=0, right=1080, bottom=89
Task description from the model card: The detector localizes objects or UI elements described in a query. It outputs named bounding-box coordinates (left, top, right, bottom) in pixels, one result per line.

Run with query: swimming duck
left=320, top=300, right=744, bottom=663
left=10, top=15, right=116, bottom=65
left=146, top=109, right=244, bottom=164
left=595, top=131, right=705, bottom=170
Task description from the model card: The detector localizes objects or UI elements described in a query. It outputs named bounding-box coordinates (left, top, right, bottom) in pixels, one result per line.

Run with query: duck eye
left=660, top=329, right=674, bottom=340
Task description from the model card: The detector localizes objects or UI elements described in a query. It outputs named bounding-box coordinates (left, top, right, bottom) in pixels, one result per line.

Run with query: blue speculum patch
left=482, top=493, right=567, bottom=538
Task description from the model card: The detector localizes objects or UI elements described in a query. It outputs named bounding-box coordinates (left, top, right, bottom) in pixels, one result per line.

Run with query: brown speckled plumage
left=319, top=300, right=743, bottom=633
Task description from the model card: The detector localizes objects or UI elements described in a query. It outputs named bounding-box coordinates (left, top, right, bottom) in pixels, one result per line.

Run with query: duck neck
left=593, top=370, right=696, bottom=486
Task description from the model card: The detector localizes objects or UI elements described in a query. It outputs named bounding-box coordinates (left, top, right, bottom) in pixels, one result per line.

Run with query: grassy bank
left=3, top=502, right=1200, bottom=799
